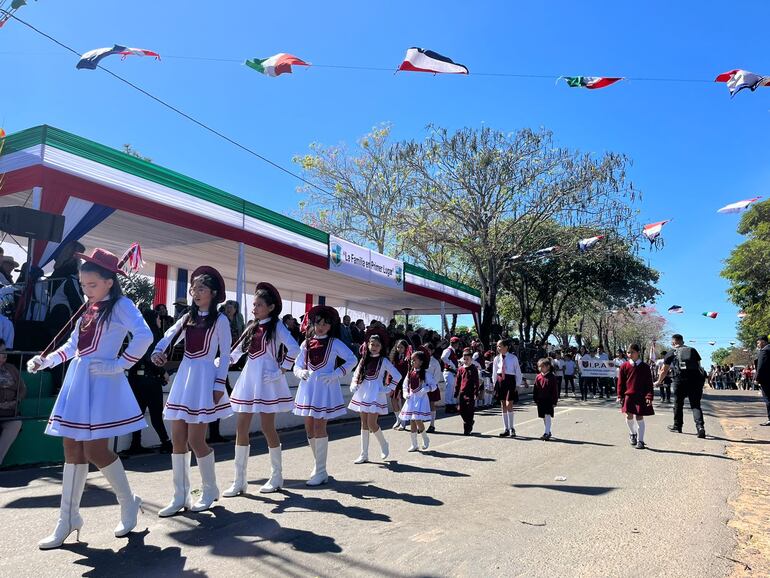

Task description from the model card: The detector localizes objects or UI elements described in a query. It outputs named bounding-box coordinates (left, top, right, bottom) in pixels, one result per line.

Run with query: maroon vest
left=306, top=337, right=333, bottom=369
left=184, top=314, right=217, bottom=358
left=77, top=301, right=107, bottom=355
left=248, top=323, right=269, bottom=358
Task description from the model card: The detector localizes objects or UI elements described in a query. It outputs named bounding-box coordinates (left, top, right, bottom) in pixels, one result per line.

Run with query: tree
left=499, top=222, right=659, bottom=345
left=396, top=124, right=639, bottom=347
left=722, top=199, right=770, bottom=347
left=293, top=123, right=414, bottom=254
left=123, top=272, right=155, bottom=312
left=712, top=346, right=754, bottom=367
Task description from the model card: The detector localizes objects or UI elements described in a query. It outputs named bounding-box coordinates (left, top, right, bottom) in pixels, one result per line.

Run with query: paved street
left=2, top=389, right=765, bottom=578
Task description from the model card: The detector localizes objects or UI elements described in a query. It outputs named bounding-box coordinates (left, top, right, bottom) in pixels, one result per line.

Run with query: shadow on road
left=63, top=530, right=199, bottom=577
left=380, top=460, right=470, bottom=478
left=420, top=449, right=496, bottom=462
left=240, top=487, right=391, bottom=521
left=645, top=447, right=733, bottom=460
left=512, top=483, right=617, bottom=496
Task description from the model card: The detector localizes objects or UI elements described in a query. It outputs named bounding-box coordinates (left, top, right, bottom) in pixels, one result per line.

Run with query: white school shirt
left=492, top=352, right=523, bottom=385
left=552, top=358, right=564, bottom=376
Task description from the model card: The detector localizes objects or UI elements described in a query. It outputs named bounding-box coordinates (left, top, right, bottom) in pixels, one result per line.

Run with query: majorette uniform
left=31, top=248, right=151, bottom=549
left=349, top=354, right=402, bottom=415
left=293, top=335, right=357, bottom=420
left=43, top=297, right=153, bottom=440
left=229, top=318, right=300, bottom=414
left=426, top=353, right=443, bottom=403
left=155, top=265, right=232, bottom=517
left=222, top=282, right=299, bottom=497
left=493, top=351, right=523, bottom=436
left=399, top=369, right=437, bottom=451
left=399, top=370, right=438, bottom=423
left=155, top=311, right=233, bottom=423
left=441, top=345, right=459, bottom=409
left=349, top=354, right=402, bottom=463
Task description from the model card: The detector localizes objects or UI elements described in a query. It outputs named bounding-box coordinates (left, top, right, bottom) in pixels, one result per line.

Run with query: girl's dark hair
left=389, top=338, right=410, bottom=364
left=410, top=350, right=427, bottom=382
left=497, top=338, right=512, bottom=350
left=305, top=311, right=341, bottom=339
left=188, top=273, right=219, bottom=329
left=356, top=334, right=383, bottom=384
left=246, top=287, right=280, bottom=345
left=80, top=261, right=123, bottom=327
left=628, top=343, right=641, bottom=353
left=409, top=333, right=423, bottom=348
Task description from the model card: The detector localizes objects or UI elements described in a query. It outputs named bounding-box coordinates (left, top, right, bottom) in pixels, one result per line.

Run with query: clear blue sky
left=3, top=1, right=769, bottom=358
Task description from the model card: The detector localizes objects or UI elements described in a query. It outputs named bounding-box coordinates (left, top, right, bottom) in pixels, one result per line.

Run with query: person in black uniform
left=655, top=334, right=706, bottom=438
left=755, top=335, right=770, bottom=426
left=125, top=309, right=172, bottom=454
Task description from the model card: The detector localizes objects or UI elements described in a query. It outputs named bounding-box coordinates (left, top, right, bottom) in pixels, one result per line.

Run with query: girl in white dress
left=151, top=266, right=232, bottom=515
left=399, top=350, right=437, bottom=452
left=292, top=305, right=357, bottom=485
left=27, top=248, right=152, bottom=549
left=348, top=334, right=402, bottom=464
left=223, top=282, right=299, bottom=496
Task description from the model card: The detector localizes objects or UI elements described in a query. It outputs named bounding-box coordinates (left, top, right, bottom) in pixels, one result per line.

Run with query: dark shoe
left=636, top=441, right=646, bottom=449
left=697, top=429, right=706, bottom=439
left=158, top=440, right=173, bottom=454
left=463, top=430, right=471, bottom=436
left=667, top=425, right=682, bottom=433
left=499, top=429, right=510, bottom=438
left=540, top=433, right=548, bottom=440
left=545, top=433, right=552, bottom=440
left=427, top=425, right=435, bottom=433
left=511, top=429, right=517, bottom=438
left=629, top=433, right=638, bottom=446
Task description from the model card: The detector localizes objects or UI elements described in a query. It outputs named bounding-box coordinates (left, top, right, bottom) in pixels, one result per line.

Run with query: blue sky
left=3, top=1, right=768, bottom=356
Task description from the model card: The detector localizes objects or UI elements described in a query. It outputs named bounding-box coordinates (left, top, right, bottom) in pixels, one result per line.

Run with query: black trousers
left=659, top=384, right=671, bottom=402
left=563, top=375, right=575, bottom=394
left=760, top=383, right=770, bottom=420
left=129, top=376, right=170, bottom=446
left=458, top=394, right=475, bottom=432
left=579, top=376, right=589, bottom=400
left=673, top=384, right=705, bottom=430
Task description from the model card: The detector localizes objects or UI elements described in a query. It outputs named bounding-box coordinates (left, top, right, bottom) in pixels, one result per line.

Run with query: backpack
left=672, top=347, right=705, bottom=385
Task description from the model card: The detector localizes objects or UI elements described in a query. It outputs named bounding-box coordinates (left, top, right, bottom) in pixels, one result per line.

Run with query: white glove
left=89, top=360, right=125, bottom=375
left=350, top=382, right=359, bottom=395
left=294, top=368, right=311, bottom=381
left=27, top=355, right=54, bottom=374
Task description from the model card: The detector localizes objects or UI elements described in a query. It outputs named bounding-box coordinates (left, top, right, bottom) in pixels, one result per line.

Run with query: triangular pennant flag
left=717, top=197, right=761, bottom=214
left=398, top=47, right=468, bottom=74
left=562, top=76, right=623, bottom=89
left=702, top=311, right=718, bottom=319
left=245, top=53, right=310, bottom=77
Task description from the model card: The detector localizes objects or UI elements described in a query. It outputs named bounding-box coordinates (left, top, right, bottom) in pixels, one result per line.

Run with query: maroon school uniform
left=533, top=372, right=559, bottom=418
left=456, top=364, right=480, bottom=432
left=617, top=360, right=655, bottom=416
left=389, top=354, right=409, bottom=400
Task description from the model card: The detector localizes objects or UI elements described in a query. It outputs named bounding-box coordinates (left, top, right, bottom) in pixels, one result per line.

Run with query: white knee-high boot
left=191, top=450, right=219, bottom=511
left=408, top=432, right=419, bottom=452
left=260, top=446, right=283, bottom=493
left=99, top=458, right=143, bottom=537
left=223, top=445, right=250, bottom=497
left=421, top=430, right=430, bottom=450
left=354, top=430, right=370, bottom=464
left=38, top=463, right=88, bottom=549
left=159, top=452, right=192, bottom=517
left=308, top=437, right=317, bottom=478
left=372, top=428, right=389, bottom=460
left=306, top=437, right=328, bottom=486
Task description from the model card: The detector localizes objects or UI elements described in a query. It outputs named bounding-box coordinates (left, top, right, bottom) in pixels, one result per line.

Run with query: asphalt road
left=1, top=389, right=755, bottom=578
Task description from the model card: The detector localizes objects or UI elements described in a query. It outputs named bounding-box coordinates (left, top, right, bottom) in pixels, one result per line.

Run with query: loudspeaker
left=0, top=206, right=64, bottom=242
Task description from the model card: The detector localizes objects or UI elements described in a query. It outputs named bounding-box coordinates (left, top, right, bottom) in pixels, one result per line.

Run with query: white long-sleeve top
left=402, top=369, right=438, bottom=399
left=353, top=355, right=403, bottom=393
left=492, top=352, right=523, bottom=385
left=44, top=296, right=152, bottom=369
left=229, top=318, right=300, bottom=371
left=427, top=355, right=443, bottom=386
left=441, top=346, right=458, bottom=372
left=293, top=335, right=358, bottom=380
left=154, top=311, right=232, bottom=392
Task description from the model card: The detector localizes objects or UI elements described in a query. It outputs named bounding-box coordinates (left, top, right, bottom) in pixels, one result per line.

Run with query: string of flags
left=0, top=0, right=33, bottom=28
left=714, top=69, right=770, bottom=97
left=702, top=312, right=719, bottom=319
left=76, top=45, right=160, bottom=70
left=717, top=197, right=761, bottom=214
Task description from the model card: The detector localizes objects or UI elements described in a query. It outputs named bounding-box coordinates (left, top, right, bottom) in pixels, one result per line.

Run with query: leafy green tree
left=397, top=125, right=639, bottom=347
left=722, top=199, right=770, bottom=347
left=122, top=272, right=155, bottom=312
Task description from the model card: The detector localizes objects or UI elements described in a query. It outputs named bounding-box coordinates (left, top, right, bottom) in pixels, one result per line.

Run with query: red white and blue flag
left=77, top=45, right=160, bottom=70
left=398, top=48, right=468, bottom=75
left=642, top=220, right=670, bottom=242
left=717, top=196, right=761, bottom=214
left=714, top=69, right=770, bottom=97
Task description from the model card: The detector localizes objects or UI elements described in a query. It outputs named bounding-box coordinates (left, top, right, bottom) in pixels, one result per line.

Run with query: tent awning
left=0, top=125, right=481, bottom=316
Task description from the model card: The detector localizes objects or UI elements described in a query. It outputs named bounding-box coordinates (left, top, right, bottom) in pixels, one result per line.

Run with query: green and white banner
left=329, top=235, right=404, bottom=290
